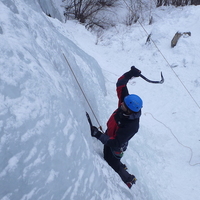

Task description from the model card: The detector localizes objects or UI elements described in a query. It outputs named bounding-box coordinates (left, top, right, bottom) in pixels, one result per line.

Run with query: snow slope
left=0, top=0, right=200, bottom=200
left=57, top=5, right=200, bottom=200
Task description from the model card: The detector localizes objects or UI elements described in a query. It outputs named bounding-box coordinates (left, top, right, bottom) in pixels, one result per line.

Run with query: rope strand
left=145, top=112, right=200, bottom=166
left=62, top=53, right=103, bottom=130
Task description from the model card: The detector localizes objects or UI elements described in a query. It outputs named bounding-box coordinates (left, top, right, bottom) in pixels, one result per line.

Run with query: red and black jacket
left=99, top=71, right=141, bottom=151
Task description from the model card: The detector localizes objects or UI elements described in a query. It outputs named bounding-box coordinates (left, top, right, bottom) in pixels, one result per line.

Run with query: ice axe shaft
left=139, top=72, right=164, bottom=84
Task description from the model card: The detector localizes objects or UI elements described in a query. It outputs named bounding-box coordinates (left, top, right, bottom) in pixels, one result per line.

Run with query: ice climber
left=91, top=66, right=143, bottom=189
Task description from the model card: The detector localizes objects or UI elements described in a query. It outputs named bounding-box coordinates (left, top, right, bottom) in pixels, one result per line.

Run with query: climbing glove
left=130, top=66, right=141, bottom=77
left=125, top=66, right=141, bottom=79
left=91, top=126, right=102, bottom=139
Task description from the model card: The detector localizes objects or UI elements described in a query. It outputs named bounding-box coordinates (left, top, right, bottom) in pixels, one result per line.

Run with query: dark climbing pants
left=103, top=145, right=131, bottom=183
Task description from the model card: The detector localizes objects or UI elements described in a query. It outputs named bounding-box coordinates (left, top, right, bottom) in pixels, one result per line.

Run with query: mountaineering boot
left=125, top=175, right=137, bottom=189
left=120, top=162, right=128, bottom=170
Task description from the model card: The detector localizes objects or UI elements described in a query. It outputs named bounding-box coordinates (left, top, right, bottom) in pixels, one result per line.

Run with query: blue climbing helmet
left=124, top=94, right=143, bottom=112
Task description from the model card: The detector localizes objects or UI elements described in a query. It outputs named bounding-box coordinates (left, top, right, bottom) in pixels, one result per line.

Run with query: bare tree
left=156, top=0, right=200, bottom=6
left=125, top=0, right=140, bottom=26
left=156, top=0, right=170, bottom=7
left=63, top=0, right=119, bottom=26
left=191, top=0, right=200, bottom=5
left=124, top=0, right=155, bottom=26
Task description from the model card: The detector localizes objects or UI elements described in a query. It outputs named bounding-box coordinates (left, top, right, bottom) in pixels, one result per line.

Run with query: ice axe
left=139, top=72, right=164, bottom=84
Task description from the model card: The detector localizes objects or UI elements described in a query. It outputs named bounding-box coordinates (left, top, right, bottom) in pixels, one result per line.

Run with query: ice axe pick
left=139, top=72, right=164, bottom=84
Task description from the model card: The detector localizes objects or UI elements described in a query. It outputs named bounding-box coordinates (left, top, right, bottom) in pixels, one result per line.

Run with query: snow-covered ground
left=0, top=0, right=200, bottom=200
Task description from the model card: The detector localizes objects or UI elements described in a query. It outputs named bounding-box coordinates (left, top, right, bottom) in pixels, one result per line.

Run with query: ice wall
left=37, top=0, right=64, bottom=22
left=0, top=1, right=119, bottom=200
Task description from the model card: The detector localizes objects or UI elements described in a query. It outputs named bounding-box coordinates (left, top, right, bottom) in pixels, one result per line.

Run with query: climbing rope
left=145, top=112, right=200, bottom=166
left=122, top=0, right=200, bottom=110
left=62, top=53, right=103, bottom=130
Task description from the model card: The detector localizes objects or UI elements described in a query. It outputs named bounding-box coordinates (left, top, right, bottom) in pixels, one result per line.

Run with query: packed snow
left=0, top=0, right=200, bottom=200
